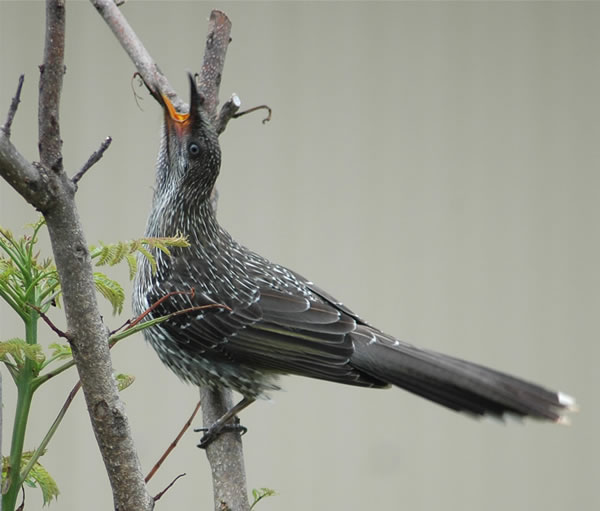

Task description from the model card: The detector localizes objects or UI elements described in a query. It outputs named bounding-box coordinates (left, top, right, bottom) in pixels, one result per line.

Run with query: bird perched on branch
left=133, top=75, right=575, bottom=447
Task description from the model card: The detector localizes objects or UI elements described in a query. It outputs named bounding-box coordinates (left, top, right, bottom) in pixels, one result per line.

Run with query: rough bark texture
left=198, top=10, right=232, bottom=122
left=92, top=3, right=249, bottom=510
left=2, top=2, right=249, bottom=509
left=90, top=0, right=181, bottom=109
left=199, top=388, right=250, bottom=511
left=0, top=1, right=154, bottom=510
left=196, top=11, right=250, bottom=511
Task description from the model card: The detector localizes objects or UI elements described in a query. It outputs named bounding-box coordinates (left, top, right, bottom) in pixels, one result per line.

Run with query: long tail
left=350, top=326, right=576, bottom=422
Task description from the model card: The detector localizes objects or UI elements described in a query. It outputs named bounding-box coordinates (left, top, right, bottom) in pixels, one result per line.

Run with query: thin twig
left=27, top=303, right=69, bottom=340
left=109, top=318, right=132, bottom=336
left=126, top=289, right=195, bottom=329
left=145, top=401, right=201, bottom=483
left=16, top=486, right=25, bottom=511
left=18, top=382, right=82, bottom=486
left=131, top=73, right=147, bottom=111
left=126, top=289, right=231, bottom=330
left=153, top=473, right=186, bottom=502
left=72, top=136, right=112, bottom=184
left=233, top=105, right=272, bottom=125
left=1, top=74, right=25, bottom=137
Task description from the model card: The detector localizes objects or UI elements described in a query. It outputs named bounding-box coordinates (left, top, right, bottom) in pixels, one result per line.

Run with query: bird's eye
left=189, top=143, right=200, bottom=156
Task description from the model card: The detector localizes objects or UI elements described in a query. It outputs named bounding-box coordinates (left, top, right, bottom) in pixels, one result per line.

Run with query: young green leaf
left=48, top=343, right=72, bottom=360
left=125, top=253, right=138, bottom=280
left=25, top=461, right=60, bottom=505
left=0, top=338, right=45, bottom=367
left=90, top=234, right=189, bottom=280
left=250, top=487, right=277, bottom=509
left=115, top=373, right=135, bottom=391
left=93, top=272, right=125, bottom=315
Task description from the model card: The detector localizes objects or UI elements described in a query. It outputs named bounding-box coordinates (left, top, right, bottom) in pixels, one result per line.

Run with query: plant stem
left=3, top=315, right=38, bottom=511
left=19, top=382, right=81, bottom=487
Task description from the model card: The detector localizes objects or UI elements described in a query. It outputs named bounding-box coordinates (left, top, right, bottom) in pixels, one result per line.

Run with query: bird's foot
left=194, top=416, right=248, bottom=449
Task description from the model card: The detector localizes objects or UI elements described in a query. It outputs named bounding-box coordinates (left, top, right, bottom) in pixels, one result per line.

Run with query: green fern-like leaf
left=115, top=373, right=135, bottom=391
left=125, top=253, right=138, bottom=280
left=48, top=342, right=72, bottom=360
left=144, top=234, right=189, bottom=249
left=95, top=241, right=128, bottom=267
left=91, top=235, right=189, bottom=279
left=93, top=272, right=125, bottom=315
left=136, top=244, right=157, bottom=274
left=250, top=487, right=277, bottom=509
left=19, top=452, right=60, bottom=506
left=0, top=338, right=45, bottom=367
left=94, top=243, right=111, bottom=266
left=112, top=241, right=129, bottom=265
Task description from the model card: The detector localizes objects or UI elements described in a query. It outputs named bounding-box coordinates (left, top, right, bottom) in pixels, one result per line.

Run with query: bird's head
left=156, top=74, right=221, bottom=202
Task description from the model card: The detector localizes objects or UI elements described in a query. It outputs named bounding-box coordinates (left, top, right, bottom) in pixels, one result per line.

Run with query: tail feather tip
left=556, top=415, right=572, bottom=426
left=558, top=391, right=578, bottom=412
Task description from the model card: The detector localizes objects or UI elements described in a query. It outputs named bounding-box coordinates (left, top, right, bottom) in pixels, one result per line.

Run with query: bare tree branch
left=89, top=0, right=181, bottom=109
left=0, top=1, right=155, bottom=509
left=145, top=401, right=201, bottom=484
left=233, top=104, right=272, bottom=124
left=199, top=388, right=250, bottom=511
left=2, top=74, right=24, bottom=137
left=0, top=131, right=53, bottom=211
left=91, top=4, right=250, bottom=509
left=153, top=473, right=186, bottom=503
left=72, top=136, right=112, bottom=184
left=38, top=0, right=65, bottom=173
left=193, top=11, right=252, bottom=511
left=197, top=10, right=232, bottom=121
left=216, top=94, right=241, bottom=135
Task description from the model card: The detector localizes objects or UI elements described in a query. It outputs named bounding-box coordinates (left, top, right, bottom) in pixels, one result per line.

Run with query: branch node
left=27, top=303, right=70, bottom=340
left=72, top=136, right=112, bottom=185
left=216, top=94, right=241, bottom=135
left=2, top=74, right=25, bottom=138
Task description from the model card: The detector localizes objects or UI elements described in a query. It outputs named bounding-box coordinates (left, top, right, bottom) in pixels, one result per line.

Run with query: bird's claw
left=194, top=419, right=248, bottom=449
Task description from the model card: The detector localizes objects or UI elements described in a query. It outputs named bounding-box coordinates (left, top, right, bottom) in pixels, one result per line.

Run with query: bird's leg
left=195, top=396, right=256, bottom=449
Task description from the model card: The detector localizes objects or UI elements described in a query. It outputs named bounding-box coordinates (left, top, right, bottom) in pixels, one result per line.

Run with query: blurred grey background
left=1, top=1, right=598, bottom=510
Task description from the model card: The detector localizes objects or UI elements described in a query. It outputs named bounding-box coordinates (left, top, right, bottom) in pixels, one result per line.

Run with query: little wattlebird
left=133, top=75, right=576, bottom=448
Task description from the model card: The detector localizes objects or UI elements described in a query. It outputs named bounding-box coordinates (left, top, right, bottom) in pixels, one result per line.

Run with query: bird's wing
left=146, top=275, right=384, bottom=388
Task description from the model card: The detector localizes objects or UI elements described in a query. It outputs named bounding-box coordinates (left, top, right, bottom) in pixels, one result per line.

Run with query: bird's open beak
left=161, top=93, right=190, bottom=137
left=160, top=74, right=203, bottom=137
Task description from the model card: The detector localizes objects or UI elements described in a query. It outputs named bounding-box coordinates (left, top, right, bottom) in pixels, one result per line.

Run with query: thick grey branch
left=198, top=10, right=232, bottom=121
left=0, top=132, right=52, bottom=211
left=91, top=4, right=249, bottom=509
left=194, top=11, right=251, bottom=511
left=37, top=2, right=154, bottom=510
left=90, top=0, right=182, bottom=109
left=38, top=0, right=65, bottom=173
left=199, top=388, right=250, bottom=511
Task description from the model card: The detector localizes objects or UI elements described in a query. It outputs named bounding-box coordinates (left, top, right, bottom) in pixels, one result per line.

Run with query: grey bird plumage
left=133, top=76, right=575, bottom=432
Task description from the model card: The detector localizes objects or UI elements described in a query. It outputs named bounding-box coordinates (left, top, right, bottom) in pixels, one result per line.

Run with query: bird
left=133, top=74, right=576, bottom=447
